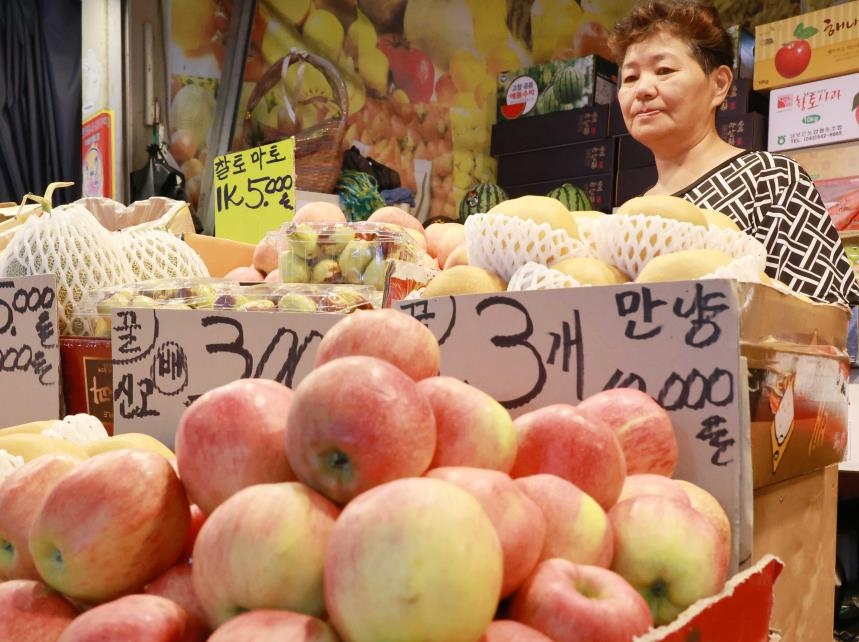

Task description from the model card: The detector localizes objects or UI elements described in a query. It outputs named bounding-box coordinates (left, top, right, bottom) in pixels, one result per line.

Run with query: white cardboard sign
left=0, top=274, right=60, bottom=425
left=110, top=308, right=343, bottom=446
left=396, top=279, right=749, bottom=570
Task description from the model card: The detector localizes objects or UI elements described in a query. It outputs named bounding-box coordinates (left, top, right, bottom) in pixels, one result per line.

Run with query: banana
left=0, top=434, right=88, bottom=463
left=0, top=420, right=57, bottom=438
left=84, top=433, right=176, bottom=462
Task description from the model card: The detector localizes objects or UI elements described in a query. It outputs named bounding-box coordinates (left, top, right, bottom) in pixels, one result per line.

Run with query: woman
left=608, top=0, right=859, bottom=305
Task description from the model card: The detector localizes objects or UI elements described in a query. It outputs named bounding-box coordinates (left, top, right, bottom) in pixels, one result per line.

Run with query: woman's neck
left=645, top=131, right=743, bottom=195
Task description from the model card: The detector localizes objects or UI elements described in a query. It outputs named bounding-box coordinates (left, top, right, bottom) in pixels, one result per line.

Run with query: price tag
left=0, top=275, right=60, bottom=424
left=213, top=137, right=296, bottom=244
left=396, top=279, right=748, bottom=569
left=110, top=308, right=342, bottom=446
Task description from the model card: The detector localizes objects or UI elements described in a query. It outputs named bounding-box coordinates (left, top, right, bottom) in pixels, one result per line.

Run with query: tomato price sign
left=0, top=274, right=61, bottom=424
left=212, top=136, right=296, bottom=244
left=110, top=308, right=342, bottom=446
left=396, top=279, right=750, bottom=572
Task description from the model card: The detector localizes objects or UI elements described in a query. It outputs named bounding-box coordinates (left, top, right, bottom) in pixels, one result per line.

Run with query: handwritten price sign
left=213, top=136, right=296, bottom=244
left=396, top=279, right=749, bottom=570
left=0, top=275, right=60, bottom=424
left=110, top=308, right=342, bottom=446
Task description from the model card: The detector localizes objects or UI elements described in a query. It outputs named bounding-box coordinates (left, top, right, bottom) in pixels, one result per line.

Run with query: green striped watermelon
left=547, top=183, right=592, bottom=211
left=535, top=88, right=561, bottom=115
left=553, top=66, right=584, bottom=105
left=458, top=183, right=508, bottom=221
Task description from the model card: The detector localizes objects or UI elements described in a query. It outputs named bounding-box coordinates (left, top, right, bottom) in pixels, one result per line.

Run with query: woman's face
left=618, top=31, right=723, bottom=153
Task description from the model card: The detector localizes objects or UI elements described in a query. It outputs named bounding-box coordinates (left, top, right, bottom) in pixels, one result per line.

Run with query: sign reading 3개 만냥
left=0, top=274, right=61, bottom=424
left=213, top=136, right=296, bottom=245
left=109, top=307, right=342, bottom=447
left=395, top=279, right=748, bottom=572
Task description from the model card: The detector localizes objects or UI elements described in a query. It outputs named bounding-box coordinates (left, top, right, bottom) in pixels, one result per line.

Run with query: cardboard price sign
left=0, top=275, right=60, bottom=424
left=213, top=137, right=296, bottom=244
left=110, top=308, right=341, bottom=446
left=396, top=279, right=750, bottom=571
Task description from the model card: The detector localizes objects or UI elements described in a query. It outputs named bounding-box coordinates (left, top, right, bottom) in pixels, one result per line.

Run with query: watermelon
left=535, top=88, right=561, bottom=115
left=458, top=183, right=508, bottom=221
left=553, top=66, right=584, bottom=105
left=547, top=183, right=592, bottom=211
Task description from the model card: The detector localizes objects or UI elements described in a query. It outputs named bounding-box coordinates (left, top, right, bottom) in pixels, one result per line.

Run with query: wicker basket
left=243, top=50, right=348, bottom=194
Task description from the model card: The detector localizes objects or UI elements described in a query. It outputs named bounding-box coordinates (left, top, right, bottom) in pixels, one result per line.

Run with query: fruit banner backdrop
left=163, top=0, right=806, bottom=221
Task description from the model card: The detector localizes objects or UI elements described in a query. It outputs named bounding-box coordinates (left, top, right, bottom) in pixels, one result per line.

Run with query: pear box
left=753, top=0, right=859, bottom=90
left=767, top=72, right=859, bottom=152
left=496, top=55, right=617, bottom=121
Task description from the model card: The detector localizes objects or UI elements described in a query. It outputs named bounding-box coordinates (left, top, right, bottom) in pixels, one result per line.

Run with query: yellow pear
left=0, top=420, right=56, bottom=437
left=0, top=434, right=88, bottom=463
left=488, top=195, right=579, bottom=239
left=84, top=433, right=176, bottom=462
left=423, top=265, right=507, bottom=298
left=550, top=256, right=630, bottom=285
left=616, top=195, right=708, bottom=228
left=635, top=249, right=734, bottom=283
left=700, top=209, right=740, bottom=231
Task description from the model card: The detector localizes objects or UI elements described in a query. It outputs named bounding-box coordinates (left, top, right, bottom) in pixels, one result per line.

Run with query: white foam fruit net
left=464, top=213, right=591, bottom=282
left=0, top=204, right=135, bottom=335
left=702, top=254, right=766, bottom=283
left=507, top=261, right=584, bottom=291
left=115, top=227, right=209, bottom=281
left=701, top=227, right=767, bottom=271
left=575, top=214, right=708, bottom=279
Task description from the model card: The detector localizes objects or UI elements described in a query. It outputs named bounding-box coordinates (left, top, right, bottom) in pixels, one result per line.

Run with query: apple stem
left=328, top=450, right=351, bottom=471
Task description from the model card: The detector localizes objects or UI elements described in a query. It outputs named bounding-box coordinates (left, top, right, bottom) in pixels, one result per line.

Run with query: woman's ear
left=711, top=65, right=734, bottom=108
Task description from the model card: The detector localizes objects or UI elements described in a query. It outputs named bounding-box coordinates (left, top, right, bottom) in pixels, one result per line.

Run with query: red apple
left=192, top=482, right=340, bottom=627
left=510, top=403, right=627, bottom=510
left=0, top=453, right=82, bottom=580
left=418, top=376, right=517, bottom=472
left=479, top=620, right=555, bottom=641
left=29, top=450, right=191, bottom=604
left=144, top=561, right=209, bottom=634
left=577, top=388, right=678, bottom=476
left=286, top=355, right=436, bottom=505
left=774, top=40, right=811, bottom=78
left=325, top=477, right=503, bottom=642
left=0, top=579, right=78, bottom=642
left=56, top=594, right=208, bottom=642
left=252, top=238, right=279, bottom=276
left=515, top=473, right=613, bottom=568
left=181, top=504, right=206, bottom=561
left=313, top=308, right=441, bottom=381
left=509, top=559, right=653, bottom=642
left=224, top=265, right=265, bottom=282
left=426, top=466, right=546, bottom=597
left=175, top=378, right=296, bottom=515
left=674, top=479, right=732, bottom=560
left=367, top=205, right=427, bottom=239
left=425, top=221, right=466, bottom=266
left=206, top=609, right=340, bottom=642
left=608, top=494, right=729, bottom=625
left=616, top=473, right=691, bottom=506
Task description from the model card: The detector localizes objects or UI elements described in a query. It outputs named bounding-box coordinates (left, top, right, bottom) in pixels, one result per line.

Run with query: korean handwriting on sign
left=214, top=141, right=294, bottom=214
left=0, top=282, right=56, bottom=385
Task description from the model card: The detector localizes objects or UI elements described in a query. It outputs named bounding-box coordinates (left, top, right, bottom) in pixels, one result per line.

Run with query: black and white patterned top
left=673, top=150, right=859, bottom=306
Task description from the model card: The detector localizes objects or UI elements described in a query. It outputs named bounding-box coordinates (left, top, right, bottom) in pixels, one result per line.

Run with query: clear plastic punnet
left=273, top=221, right=421, bottom=291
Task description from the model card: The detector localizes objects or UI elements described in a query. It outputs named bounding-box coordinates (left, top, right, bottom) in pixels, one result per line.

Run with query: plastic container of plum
left=68, top=277, right=241, bottom=337
left=274, top=221, right=421, bottom=290
left=219, top=283, right=378, bottom=314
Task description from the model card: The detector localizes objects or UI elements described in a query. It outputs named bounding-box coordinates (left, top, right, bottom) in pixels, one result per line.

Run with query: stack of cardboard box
left=490, top=55, right=618, bottom=212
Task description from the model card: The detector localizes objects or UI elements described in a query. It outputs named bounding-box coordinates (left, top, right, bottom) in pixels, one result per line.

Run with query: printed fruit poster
left=163, top=0, right=801, bottom=220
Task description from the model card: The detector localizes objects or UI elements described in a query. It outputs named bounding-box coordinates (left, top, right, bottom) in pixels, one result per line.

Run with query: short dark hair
left=608, top=0, right=734, bottom=74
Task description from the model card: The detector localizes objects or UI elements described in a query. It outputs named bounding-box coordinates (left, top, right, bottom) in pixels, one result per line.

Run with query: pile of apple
left=0, top=308, right=732, bottom=642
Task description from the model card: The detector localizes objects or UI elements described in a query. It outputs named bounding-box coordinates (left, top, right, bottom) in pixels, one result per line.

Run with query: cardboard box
left=781, top=140, right=859, bottom=231
left=501, top=172, right=614, bottom=212
left=617, top=135, right=655, bottom=170
left=728, top=24, right=756, bottom=80
left=496, top=55, right=617, bottom=121
left=717, top=111, right=768, bottom=151
left=615, top=164, right=658, bottom=205
left=754, top=0, right=859, bottom=90
left=490, top=104, right=610, bottom=156
left=183, top=232, right=256, bottom=278
left=719, top=78, right=770, bottom=117
left=767, top=72, right=859, bottom=152
left=609, top=97, right=628, bottom=136
left=496, top=139, right=614, bottom=186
